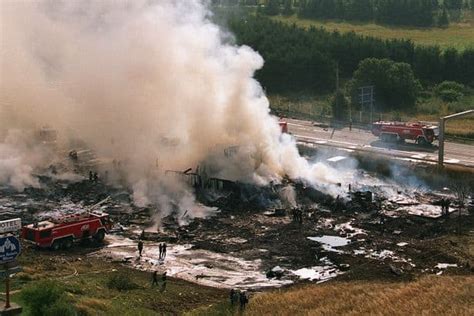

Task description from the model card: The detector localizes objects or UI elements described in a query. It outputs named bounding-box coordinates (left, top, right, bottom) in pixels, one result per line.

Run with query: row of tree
left=257, top=0, right=474, bottom=26
left=228, top=16, right=474, bottom=100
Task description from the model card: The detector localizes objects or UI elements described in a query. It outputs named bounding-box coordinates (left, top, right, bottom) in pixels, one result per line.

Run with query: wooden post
left=5, top=274, right=10, bottom=309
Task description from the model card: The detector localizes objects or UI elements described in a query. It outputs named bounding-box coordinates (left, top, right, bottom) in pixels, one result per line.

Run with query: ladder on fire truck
left=53, top=196, right=111, bottom=224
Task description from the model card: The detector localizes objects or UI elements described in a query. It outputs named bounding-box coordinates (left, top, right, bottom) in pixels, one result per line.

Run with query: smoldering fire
left=0, top=0, right=350, bottom=219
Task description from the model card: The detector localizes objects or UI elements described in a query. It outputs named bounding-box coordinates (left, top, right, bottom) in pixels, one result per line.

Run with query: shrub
left=435, top=81, right=465, bottom=93
left=438, top=89, right=464, bottom=102
left=44, top=298, right=77, bottom=316
left=20, top=280, right=75, bottom=316
left=435, top=81, right=465, bottom=102
left=106, top=272, right=138, bottom=291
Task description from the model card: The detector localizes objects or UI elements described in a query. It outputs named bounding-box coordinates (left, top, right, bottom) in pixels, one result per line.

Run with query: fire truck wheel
left=95, top=230, right=105, bottom=242
left=63, top=238, right=73, bottom=249
left=417, top=137, right=428, bottom=146
left=51, top=240, right=61, bottom=251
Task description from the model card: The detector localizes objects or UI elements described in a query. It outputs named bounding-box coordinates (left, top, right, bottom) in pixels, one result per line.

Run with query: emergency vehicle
left=22, top=211, right=112, bottom=250
left=279, top=119, right=288, bottom=133
left=371, top=121, right=438, bottom=145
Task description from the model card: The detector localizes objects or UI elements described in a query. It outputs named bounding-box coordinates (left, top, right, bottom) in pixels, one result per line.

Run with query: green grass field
left=9, top=247, right=226, bottom=315
left=273, top=13, right=474, bottom=50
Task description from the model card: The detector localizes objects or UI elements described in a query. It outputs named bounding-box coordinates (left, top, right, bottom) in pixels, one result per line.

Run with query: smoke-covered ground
left=0, top=0, right=358, bottom=222
left=2, top=144, right=472, bottom=289
left=1, top=0, right=473, bottom=292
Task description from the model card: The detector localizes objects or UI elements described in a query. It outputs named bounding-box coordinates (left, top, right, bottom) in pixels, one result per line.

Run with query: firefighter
left=152, top=271, right=158, bottom=287
left=89, top=171, right=94, bottom=182
left=162, top=243, right=167, bottom=259
left=239, top=291, right=249, bottom=310
left=291, top=208, right=296, bottom=221
left=160, top=272, right=167, bottom=292
left=159, top=243, right=163, bottom=259
left=93, top=172, right=99, bottom=183
left=138, top=240, right=144, bottom=257
left=230, top=289, right=237, bottom=306
left=445, top=199, right=451, bottom=216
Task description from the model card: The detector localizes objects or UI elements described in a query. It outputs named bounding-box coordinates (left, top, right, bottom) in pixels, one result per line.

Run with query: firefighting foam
left=0, top=0, right=350, bottom=217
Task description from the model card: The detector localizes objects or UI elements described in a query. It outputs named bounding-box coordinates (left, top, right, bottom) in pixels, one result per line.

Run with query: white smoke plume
left=0, top=0, right=346, bottom=217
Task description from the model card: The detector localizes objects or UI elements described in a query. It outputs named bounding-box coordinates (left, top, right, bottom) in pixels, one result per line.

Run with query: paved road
left=287, top=118, right=474, bottom=168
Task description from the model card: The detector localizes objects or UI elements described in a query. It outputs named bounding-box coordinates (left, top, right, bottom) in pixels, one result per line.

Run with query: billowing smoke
left=0, top=0, right=346, bottom=218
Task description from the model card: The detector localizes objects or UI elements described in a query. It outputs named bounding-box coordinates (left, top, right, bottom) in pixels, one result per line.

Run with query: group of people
left=137, top=240, right=167, bottom=260
left=230, top=289, right=249, bottom=310
left=440, top=198, right=451, bottom=216
left=291, top=208, right=303, bottom=223
left=89, top=170, right=99, bottom=183
left=159, top=242, right=167, bottom=260
left=151, top=271, right=167, bottom=292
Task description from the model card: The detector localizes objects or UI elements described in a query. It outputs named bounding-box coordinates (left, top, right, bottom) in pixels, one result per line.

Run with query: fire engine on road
left=279, top=119, right=288, bottom=134
left=22, top=211, right=112, bottom=250
left=371, top=121, right=439, bottom=146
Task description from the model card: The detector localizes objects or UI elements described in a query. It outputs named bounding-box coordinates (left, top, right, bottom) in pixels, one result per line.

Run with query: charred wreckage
left=1, top=143, right=474, bottom=289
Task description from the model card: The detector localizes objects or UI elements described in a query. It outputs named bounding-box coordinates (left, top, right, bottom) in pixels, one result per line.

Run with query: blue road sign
left=0, top=236, right=21, bottom=264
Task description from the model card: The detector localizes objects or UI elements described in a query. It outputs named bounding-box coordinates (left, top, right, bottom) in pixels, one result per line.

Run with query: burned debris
left=1, top=144, right=473, bottom=290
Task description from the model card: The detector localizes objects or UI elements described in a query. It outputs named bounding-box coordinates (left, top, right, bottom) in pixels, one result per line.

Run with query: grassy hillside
left=245, top=275, right=474, bottom=316
left=190, top=275, right=474, bottom=315
left=273, top=13, right=474, bottom=51
left=10, top=246, right=226, bottom=315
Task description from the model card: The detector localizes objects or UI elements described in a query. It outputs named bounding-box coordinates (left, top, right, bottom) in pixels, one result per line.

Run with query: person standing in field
left=162, top=243, right=167, bottom=259
left=152, top=271, right=158, bottom=287
left=160, top=272, right=167, bottom=292
left=138, top=240, right=144, bottom=257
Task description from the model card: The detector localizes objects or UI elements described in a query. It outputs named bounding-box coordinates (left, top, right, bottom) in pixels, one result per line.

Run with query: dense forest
left=228, top=15, right=474, bottom=108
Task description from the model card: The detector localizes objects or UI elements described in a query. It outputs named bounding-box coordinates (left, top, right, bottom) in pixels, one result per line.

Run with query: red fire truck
left=22, top=211, right=112, bottom=250
left=279, top=120, right=288, bottom=134
left=371, top=121, right=438, bottom=145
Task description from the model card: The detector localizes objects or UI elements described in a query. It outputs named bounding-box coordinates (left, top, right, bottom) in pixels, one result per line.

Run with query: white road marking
left=445, top=159, right=460, bottom=163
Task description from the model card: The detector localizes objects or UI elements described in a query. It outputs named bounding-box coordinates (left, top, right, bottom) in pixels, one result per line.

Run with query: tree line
left=228, top=15, right=474, bottom=108
left=255, top=0, right=474, bottom=27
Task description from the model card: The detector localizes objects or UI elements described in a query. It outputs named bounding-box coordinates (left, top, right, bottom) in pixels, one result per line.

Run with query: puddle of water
left=290, top=257, right=342, bottom=283
left=435, top=263, right=458, bottom=269
left=308, top=235, right=350, bottom=253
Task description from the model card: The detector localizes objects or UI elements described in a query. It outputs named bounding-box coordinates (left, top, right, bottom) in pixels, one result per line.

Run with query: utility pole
left=335, top=62, right=339, bottom=124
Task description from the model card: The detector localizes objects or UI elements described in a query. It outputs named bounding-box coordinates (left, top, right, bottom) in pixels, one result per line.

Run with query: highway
left=287, top=118, right=474, bottom=168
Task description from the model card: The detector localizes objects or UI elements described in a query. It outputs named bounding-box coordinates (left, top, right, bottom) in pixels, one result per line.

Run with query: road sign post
left=0, top=219, right=22, bottom=315
left=0, top=236, right=21, bottom=265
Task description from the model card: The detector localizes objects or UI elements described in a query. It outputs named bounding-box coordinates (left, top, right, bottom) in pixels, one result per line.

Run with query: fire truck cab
left=22, top=211, right=112, bottom=250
